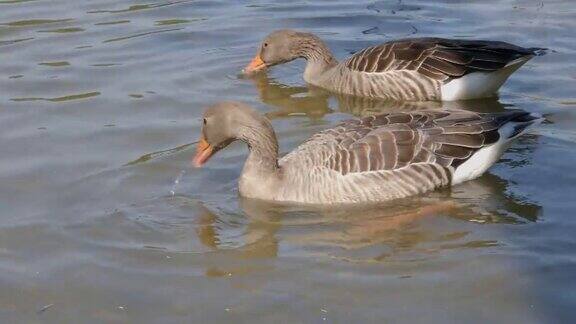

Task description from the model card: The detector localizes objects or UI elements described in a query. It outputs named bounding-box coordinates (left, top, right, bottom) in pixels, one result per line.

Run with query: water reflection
left=86, top=1, right=184, bottom=14
left=183, top=169, right=542, bottom=268
left=248, top=73, right=509, bottom=119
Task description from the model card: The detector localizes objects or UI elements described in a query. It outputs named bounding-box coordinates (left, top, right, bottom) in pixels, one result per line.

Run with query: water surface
left=1, top=0, right=576, bottom=323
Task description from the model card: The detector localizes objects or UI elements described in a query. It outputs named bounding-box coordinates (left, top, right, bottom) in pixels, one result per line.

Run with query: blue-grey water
left=1, top=0, right=575, bottom=323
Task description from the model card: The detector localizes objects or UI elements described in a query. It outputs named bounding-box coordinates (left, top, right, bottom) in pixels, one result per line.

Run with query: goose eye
left=263, top=43, right=268, bottom=48
left=203, top=118, right=207, bottom=125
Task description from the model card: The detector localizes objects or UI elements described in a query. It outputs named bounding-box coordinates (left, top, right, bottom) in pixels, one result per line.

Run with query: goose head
left=243, top=29, right=303, bottom=75
left=193, top=102, right=278, bottom=168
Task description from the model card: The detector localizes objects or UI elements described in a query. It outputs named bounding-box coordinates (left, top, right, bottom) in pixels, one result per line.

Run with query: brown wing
left=344, top=38, right=540, bottom=82
left=312, top=110, right=532, bottom=175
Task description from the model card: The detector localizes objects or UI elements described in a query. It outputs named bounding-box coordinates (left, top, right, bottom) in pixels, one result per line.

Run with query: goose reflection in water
left=248, top=73, right=511, bottom=120
left=189, top=168, right=541, bottom=272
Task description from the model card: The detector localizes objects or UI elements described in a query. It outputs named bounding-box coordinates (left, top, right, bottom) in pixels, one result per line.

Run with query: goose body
left=194, top=102, right=542, bottom=205
left=244, top=31, right=544, bottom=101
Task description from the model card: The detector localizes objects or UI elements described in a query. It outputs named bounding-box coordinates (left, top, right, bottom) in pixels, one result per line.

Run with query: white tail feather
left=441, top=56, right=532, bottom=101
left=452, top=113, right=542, bottom=184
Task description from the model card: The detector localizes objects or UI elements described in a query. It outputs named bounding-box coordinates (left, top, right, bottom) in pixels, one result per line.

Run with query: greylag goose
left=193, top=102, right=542, bottom=204
left=243, top=30, right=545, bottom=101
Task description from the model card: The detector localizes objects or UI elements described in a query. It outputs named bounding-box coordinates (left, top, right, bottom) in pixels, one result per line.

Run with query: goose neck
left=238, top=122, right=280, bottom=176
left=294, top=33, right=338, bottom=82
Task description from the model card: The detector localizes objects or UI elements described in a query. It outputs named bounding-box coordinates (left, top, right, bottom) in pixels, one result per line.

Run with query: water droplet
left=170, top=170, right=186, bottom=196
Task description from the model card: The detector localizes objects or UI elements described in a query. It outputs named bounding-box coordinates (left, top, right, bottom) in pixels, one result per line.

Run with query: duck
left=193, top=101, right=542, bottom=204
left=243, top=30, right=545, bottom=101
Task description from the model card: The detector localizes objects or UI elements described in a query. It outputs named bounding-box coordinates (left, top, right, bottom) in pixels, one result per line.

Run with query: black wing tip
left=506, top=112, right=544, bottom=139
left=506, top=110, right=544, bottom=121
left=528, top=47, right=548, bottom=56
left=512, top=111, right=544, bottom=123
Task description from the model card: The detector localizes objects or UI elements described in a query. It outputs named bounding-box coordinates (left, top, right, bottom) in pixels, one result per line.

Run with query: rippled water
left=1, top=0, right=575, bottom=322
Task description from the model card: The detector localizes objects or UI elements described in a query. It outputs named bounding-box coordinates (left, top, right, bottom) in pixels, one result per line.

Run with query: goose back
left=311, top=38, right=541, bottom=101
left=278, top=110, right=538, bottom=203
left=343, top=38, right=538, bottom=80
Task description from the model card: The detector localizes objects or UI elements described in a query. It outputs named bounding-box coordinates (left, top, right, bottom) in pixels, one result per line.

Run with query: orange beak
left=243, top=54, right=266, bottom=75
left=192, top=137, right=214, bottom=168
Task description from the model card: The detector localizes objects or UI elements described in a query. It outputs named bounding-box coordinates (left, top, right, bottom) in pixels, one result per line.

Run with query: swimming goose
left=193, top=102, right=542, bottom=204
left=243, top=30, right=545, bottom=101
